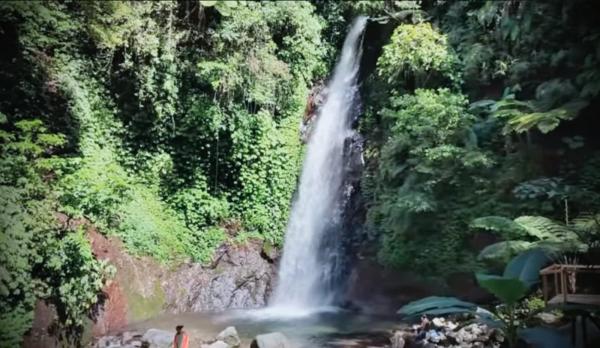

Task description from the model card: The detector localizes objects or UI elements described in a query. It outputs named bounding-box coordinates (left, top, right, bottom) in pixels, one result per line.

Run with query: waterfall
left=270, top=17, right=367, bottom=312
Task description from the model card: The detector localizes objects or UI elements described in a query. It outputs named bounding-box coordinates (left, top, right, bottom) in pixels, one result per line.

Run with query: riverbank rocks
left=201, top=341, right=229, bottom=348
left=142, top=329, right=172, bottom=348
left=390, top=317, right=504, bottom=348
left=250, top=332, right=292, bottom=348
left=390, top=331, right=406, bottom=348
left=216, top=326, right=241, bottom=347
left=94, top=327, right=240, bottom=348
left=92, top=330, right=151, bottom=348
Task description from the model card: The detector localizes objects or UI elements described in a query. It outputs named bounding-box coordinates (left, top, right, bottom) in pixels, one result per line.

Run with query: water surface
left=128, top=308, right=404, bottom=347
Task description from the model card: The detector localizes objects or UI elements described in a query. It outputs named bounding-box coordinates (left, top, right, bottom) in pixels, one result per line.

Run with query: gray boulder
left=216, top=326, right=241, bottom=347
left=201, top=341, right=229, bottom=348
left=142, top=329, right=173, bottom=348
left=250, top=332, right=292, bottom=348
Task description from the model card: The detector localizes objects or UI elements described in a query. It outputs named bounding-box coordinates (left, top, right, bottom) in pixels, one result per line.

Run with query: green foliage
left=470, top=216, right=527, bottom=238
left=377, top=23, right=459, bottom=86
left=474, top=215, right=584, bottom=263
left=364, top=0, right=600, bottom=277
left=476, top=250, right=552, bottom=347
left=367, top=89, right=493, bottom=274
left=490, top=93, right=588, bottom=135
left=0, top=118, right=109, bottom=346
left=478, top=241, right=534, bottom=264
left=477, top=274, right=529, bottom=306
left=40, top=228, right=113, bottom=327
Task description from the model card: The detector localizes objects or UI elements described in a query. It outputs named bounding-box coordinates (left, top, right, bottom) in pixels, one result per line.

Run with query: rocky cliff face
left=89, top=231, right=276, bottom=335
left=23, top=218, right=277, bottom=347
left=164, top=241, right=275, bottom=313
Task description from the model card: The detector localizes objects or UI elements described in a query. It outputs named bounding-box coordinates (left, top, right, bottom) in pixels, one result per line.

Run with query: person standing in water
left=173, top=325, right=189, bottom=348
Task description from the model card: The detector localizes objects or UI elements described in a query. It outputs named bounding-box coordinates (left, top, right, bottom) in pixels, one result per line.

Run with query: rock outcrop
left=300, top=80, right=328, bottom=143
left=164, top=241, right=275, bottom=313
left=83, top=221, right=276, bottom=337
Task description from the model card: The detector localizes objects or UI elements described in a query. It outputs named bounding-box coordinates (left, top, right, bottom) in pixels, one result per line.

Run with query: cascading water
left=269, top=17, right=367, bottom=312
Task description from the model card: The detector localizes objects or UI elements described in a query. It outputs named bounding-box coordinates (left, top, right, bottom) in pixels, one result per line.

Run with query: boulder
left=250, top=332, right=292, bottom=348
left=390, top=331, right=405, bottom=348
left=201, top=341, right=229, bottom=348
left=95, top=336, right=120, bottom=347
left=216, top=326, right=241, bottom=347
left=142, top=329, right=172, bottom=348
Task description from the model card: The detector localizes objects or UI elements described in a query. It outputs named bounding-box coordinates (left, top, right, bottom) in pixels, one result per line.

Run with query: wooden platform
left=548, top=294, right=600, bottom=306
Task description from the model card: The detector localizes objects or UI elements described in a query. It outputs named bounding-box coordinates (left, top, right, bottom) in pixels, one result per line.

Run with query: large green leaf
left=476, top=274, right=528, bottom=305
left=397, top=296, right=476, bottom=318
left=503, top=248, right=551, bottom=288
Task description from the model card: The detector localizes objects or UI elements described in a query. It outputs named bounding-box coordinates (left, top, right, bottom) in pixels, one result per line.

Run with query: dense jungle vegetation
left=1, top=0, right=599, bottom=346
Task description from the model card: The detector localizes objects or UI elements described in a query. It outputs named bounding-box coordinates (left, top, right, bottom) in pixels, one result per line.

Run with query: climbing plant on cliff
left=0, top=116, right=111, bottom=345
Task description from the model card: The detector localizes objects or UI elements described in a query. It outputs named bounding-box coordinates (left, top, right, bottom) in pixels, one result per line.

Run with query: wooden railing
left=540, top=264, right=600, bottom=305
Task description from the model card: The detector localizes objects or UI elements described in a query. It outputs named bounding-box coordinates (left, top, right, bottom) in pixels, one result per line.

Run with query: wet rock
left=536, top=312, right=561, bottom=324
left=142, top=329, right=172, bottom=348
left=164, top=241, right=275, bottom=312
left=250, top=332, right=292, bottom=348
left=390, top=331, right=406, bottom=348
left=390, top=317, right=503, bottom=348
left=201, top=341, right=229, bottom=348
left=260, top=241, right=279, bottom=263
left=216, top=326, right=241, bottom=347
left=300, top=80, right=329, bottom=143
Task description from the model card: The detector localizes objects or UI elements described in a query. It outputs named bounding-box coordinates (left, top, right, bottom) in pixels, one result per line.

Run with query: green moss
left=125, top=281, right=165, bottom=323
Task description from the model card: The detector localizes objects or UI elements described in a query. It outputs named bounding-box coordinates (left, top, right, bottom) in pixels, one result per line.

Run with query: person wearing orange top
left=173, top=325, right=189, bottom=348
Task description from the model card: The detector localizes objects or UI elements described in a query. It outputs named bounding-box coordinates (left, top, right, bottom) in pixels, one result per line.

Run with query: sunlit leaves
left=377, top=23, right=458, bottom=84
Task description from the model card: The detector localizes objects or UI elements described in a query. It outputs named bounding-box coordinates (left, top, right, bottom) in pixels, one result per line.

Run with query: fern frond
left=478, top=240, right=533, bottom=262
left=515, top=216, right=579, bottom=242
left=470, top=216, right=527, bottom=238
left=572, top=212, right=600, bottom=234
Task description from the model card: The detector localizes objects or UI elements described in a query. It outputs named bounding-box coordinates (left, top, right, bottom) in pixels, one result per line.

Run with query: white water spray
left=269, top=17, right=367, bottom=313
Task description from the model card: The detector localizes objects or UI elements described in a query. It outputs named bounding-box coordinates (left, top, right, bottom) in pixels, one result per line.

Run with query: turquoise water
left=127, top=308, right=405, bottom=347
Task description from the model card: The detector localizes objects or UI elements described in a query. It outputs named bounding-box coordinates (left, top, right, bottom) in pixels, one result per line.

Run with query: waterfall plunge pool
left=125, top=308, right=406, bottom=348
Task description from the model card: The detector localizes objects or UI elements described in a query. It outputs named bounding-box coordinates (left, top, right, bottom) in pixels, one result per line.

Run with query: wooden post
left=562, top=268, right=568, bottom=303
left=542, top=274, right=549, bottom=304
